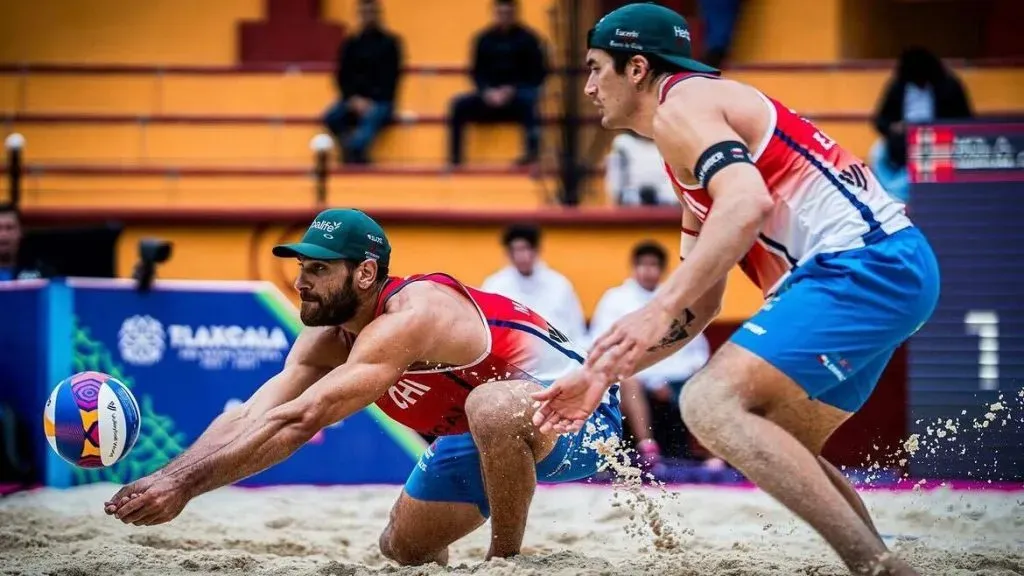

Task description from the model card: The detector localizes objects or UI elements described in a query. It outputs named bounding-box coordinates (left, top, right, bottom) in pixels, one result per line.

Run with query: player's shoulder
left=382, top=279, right=436, bottom=312
left=382, top=278, right=472, bottom=323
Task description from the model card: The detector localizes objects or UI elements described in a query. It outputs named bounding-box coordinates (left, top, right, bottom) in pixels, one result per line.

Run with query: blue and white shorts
left=404, top=385, right=622, bottom=518
left=730, top=227, right=940, bottom=413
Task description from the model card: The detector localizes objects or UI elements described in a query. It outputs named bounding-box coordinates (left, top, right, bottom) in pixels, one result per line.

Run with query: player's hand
left=105, top=474, right=190, bottom=526
left=104, top=473, right=160, bottom=513
left=530, top=368, right=609, bottom=434
left=587, top=301, right=675, bottom=382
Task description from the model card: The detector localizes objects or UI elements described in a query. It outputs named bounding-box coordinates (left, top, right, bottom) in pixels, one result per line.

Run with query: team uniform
left=661, top=72, right=941, bottom=412
left=371, top=273, right=622, bottom=517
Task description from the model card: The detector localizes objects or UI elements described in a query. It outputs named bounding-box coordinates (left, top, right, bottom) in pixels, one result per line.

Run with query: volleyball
left=43, top=371, right=142, bottom=468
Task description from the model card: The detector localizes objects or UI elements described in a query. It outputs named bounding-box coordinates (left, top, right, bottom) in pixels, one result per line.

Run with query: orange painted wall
left=730, top=0, right=842, bottom=63
left=0, top=0, right=556, bottom=67
left=0, top=0, right=263, bottom=65
left=113, top=222, right=764, bottom=322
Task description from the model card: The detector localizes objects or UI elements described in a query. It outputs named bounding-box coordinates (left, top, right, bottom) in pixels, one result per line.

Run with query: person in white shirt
left=604, top=132, right=679, bottom=206
left=590, top=240, right=722, bottom=473
left=480, top=223, right=589, bottom=347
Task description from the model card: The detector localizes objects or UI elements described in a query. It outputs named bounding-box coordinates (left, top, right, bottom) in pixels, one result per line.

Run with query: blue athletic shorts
left=730, top=226, right=940, bottom=413
left=403, top=385, right=622, bottom=518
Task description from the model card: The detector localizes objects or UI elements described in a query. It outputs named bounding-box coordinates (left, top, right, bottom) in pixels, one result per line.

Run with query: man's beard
left=300, top=280, right=361, bottom=326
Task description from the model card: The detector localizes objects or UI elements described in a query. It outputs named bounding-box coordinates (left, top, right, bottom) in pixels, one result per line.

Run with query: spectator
left=590, top=240, right=721, bottom=473
left=604, top=131, right=679, bottom=206
left=323, top=0, right=402, bottom=165
left=698, top=0, right=744, bottom=69
left=481, top=223, right=588, bottom=347
left=870, top=47, right=972, bottom=202
left=0, top=204, right=46, bottom=281
left=448, top=0, right=547, bottom=167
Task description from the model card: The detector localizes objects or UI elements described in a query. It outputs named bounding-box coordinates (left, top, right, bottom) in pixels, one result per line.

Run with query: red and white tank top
left=368, top=273, right=607, bottom=436
left=660, top=72, right=912, bottom=295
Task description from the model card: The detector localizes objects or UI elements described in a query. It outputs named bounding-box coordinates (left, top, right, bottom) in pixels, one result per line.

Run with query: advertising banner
left=906, top=120, right=1024, bottom=480
left=0, top=280, right=70, bottom=486
left=1, top=279, right=425, bottom=488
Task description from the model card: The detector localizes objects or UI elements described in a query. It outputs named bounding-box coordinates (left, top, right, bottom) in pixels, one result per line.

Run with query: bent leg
left=465, top=380, right=561, bottom=560
left=681, top=343, right=910, bottom=575
left=818, top=456, right=881, bottom=540
left=379, top=490, right=486, bottom=566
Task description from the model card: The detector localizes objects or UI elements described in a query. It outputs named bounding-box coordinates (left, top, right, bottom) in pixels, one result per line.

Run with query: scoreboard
left=906, top=119, right=1024, bottom=481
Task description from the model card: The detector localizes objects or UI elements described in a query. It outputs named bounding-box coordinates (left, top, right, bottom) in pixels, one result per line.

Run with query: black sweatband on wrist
left=693, top=140, right=754, bottom=189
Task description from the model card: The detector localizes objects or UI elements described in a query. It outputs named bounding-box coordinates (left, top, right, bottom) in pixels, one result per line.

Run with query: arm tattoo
left=647, top=308, right=696, bottom=352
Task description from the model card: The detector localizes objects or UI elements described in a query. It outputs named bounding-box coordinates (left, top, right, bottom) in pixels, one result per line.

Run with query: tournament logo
left=168, top=324, right=290, bottom=371
left=118, top=315, right=166, bottom=366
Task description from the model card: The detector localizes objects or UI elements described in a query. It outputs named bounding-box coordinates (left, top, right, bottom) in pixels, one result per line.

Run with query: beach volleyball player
left=104, top=208, right=622, bottom=565
left=533, top=4, right=939, bottom=575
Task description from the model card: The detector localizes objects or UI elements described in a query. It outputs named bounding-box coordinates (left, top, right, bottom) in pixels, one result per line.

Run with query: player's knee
left=465, top=384, right=531, bottom=440
left=379, top=528, right=436, bottom=566
left=679, top=372, right=734, bottom=441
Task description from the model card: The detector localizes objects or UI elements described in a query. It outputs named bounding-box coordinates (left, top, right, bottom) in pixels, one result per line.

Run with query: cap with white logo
left=272, top=208, right=391, bottom=267
left=587, top=2, right=718, bottom=75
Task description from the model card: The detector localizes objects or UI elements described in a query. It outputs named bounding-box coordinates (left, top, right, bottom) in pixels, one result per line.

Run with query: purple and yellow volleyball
left=43, top=371, right=142, bottom=468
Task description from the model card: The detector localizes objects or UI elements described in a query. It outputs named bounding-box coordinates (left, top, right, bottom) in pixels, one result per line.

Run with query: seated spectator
left=448, top=0, right=547, bottom=167
left=604, top=131, right=679, bottom=206
left=480, top=223, right=588, bottom=347
left=870, top=47, right=972, bottom=202
left=590, top=240, right=722, bottom=474
left=0, top=203, right=48, bottom=281
left=323, top=0, right=402, bottom=165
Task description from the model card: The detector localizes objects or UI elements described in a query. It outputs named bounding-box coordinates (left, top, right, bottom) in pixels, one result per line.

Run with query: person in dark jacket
left=0, top=204, right=50, bottom=281
left=323, top=0, right=403, bottom=165
left=448, top=0, right=548, bottom=167
left=869, top=47, right=972, bottom=201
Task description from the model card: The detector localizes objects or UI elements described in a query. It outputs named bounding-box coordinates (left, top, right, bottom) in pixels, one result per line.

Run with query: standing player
left=104, top=208, right=621, bottom=566
left=532, top=4, right=938, bottom=575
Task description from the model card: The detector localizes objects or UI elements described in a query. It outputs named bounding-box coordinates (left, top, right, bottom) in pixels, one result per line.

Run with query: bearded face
left=296, top=260, right=364, bottom=326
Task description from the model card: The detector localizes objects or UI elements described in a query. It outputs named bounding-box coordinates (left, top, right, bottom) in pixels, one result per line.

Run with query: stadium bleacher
left=2, top=0, right=1020, bottom=212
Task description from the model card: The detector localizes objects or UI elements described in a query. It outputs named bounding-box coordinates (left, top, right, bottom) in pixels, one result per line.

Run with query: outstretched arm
left=586, top=80, right=771, bottom=380
left=148, top=328, right=341, bottom=479
left=627, top=204, right=724, bottom=375
left=104, top=327, right=343, bottom=514
left=110, top=307, right=433, bottom=525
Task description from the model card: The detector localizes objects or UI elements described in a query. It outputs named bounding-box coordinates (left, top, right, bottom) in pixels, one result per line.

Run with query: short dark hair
left=495, top=0, right=516, bottom=7
left=631, top=240, right=667, bottom=268
left=609, top=50, right=683, bottom=81
left=502, top=223, right=541, bottom=249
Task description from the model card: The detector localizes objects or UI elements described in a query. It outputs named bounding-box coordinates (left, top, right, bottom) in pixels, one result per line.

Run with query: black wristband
left=693, top=140, right=754, bottom=189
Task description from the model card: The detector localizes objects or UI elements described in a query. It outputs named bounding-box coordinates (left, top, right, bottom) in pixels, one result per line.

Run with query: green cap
left=272, top=208, right=391, bottom=267
left=588, top=2, right=718, bottom=75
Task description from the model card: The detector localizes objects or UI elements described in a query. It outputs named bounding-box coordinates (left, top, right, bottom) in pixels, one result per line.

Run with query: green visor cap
left=587, top=2, right=719, bottom=75
left=272, top=208, right=391, bottom=267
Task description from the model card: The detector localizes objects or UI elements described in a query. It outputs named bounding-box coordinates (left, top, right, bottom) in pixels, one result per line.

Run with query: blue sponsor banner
left=0, top=280, right=70, bottom=486
left=1, top=278, right=425, bottom=488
